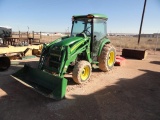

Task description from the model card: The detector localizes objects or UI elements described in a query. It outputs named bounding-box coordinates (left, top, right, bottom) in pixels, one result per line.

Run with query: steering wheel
left=83, top=29, right=91, bottom=36
left=76, top=32, right=87, bottom=38
left=76, top=26, right=91, bottom=37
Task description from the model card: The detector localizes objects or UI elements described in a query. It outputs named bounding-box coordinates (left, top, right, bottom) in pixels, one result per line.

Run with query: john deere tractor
left=12, top=14, right=116, bottom=99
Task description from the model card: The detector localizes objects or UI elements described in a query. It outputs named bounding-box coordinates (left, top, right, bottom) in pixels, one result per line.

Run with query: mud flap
left=11, top=64, right=68, bottom=100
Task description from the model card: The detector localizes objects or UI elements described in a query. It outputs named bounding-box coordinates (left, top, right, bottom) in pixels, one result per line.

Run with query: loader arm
left=40, top=35, right=91, bottom=77
left=60, top=37, right=91, bottom=76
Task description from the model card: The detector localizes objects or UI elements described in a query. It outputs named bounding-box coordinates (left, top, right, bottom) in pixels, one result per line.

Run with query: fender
left=97, top=38, right=110, bottom=56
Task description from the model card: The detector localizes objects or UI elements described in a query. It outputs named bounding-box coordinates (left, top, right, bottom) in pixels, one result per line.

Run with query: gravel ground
left=0, top=50, right=160, bottom=120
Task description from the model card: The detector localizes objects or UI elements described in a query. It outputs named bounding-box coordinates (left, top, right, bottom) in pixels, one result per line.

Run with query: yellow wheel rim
left=108, top=51, right=115, bottom=67
left=80, top=65, right=90, bottom=81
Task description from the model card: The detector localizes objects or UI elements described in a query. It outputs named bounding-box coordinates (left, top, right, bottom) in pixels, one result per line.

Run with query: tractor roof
left=73, top=13, right=108, bottom=20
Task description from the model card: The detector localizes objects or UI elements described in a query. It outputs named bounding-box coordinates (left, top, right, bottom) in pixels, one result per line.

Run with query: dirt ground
left=0, top=50, right=160, bottom=120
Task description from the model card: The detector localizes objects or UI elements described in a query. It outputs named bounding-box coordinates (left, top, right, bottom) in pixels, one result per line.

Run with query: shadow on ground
left=150, top=61, right=160, bottom=65
left=69, top=69, right=160, bottom=120
left=0, top=59, right=160, bottom=120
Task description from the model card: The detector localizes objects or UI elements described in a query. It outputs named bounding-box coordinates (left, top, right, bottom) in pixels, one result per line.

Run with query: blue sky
left=0, top=0, right=159, bottom=33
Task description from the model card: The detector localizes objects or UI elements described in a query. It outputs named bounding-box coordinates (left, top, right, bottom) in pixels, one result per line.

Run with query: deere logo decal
left=71, top=40, right=84, bottom=52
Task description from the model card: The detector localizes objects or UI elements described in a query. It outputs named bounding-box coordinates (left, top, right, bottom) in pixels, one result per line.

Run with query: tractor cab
left=71, top=14, right=108, bottom=60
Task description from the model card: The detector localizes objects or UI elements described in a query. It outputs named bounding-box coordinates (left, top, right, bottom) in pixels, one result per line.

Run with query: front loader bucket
left=11, top=65, right=68, bottom=100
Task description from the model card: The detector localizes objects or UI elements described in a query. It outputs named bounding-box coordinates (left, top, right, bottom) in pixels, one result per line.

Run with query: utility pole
left=138, top=0, right=147, bottom=45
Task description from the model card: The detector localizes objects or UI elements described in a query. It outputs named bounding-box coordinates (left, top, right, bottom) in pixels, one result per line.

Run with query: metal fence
left=108, top=34, right=160, bottom=53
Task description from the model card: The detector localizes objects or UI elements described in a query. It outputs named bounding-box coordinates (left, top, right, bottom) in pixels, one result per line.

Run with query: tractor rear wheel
left=72, top=61, right=92, bottom=84
left=98, top=44, right=116, bottom=72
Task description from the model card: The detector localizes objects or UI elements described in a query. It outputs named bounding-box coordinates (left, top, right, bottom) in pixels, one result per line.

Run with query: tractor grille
left=49, top=46, right=63, bottom=72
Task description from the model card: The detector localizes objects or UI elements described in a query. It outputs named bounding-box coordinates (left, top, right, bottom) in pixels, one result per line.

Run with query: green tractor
left=12, top=14, right=116, bottom=100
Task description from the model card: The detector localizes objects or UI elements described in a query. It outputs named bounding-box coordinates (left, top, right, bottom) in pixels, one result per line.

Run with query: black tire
left=72, top=61, right=92, bottom=84
left=98, top=44, right=116, bottom=72
left=0, top=57, right=11, bottom=71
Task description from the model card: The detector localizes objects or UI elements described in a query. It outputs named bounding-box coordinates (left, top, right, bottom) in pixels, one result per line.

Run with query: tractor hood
left=54, top=36, right=84, bottom=47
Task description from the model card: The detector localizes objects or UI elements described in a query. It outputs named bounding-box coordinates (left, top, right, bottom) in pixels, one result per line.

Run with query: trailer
left=0, top=26, right=12, bottom=45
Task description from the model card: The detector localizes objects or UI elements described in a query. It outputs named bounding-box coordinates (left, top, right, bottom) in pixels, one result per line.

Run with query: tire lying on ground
left=98, top=44, right=116, bottom=72
left=0, top=57, right=11, bottom=71
left=72, top=60, right=92, bottom=84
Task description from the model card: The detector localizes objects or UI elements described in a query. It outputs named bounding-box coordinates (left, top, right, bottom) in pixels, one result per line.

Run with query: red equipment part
left=115, top=56, right=126, bottom=66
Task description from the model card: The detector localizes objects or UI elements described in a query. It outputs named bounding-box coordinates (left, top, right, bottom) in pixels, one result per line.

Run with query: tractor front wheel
left=98, top=44, right=116, bottom=72
left=72, top=61, right=92, bottom=84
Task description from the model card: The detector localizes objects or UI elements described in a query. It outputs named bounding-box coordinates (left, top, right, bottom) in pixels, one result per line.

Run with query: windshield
left=93, top=19, right=107, bottom=40
left=71, top=18, right=92, bottom=37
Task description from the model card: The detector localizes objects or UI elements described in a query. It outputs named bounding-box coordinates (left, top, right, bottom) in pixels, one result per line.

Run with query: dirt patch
left=0, top=51, right=160, bottom=120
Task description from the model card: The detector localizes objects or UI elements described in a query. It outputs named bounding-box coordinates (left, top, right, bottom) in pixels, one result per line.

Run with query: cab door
left=92, top=19, right=107, bottom=61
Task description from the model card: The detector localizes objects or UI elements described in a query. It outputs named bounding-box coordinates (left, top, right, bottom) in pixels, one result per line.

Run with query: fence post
left=154, top=32, right=159, bottom=54
left=32, top=31, right=34, bottom=39
left=19, top=31, right=21, bottom=38
left=40, top=32, right=41, bottom=39
left=119, top=35, right=122, bottom=52
left=27, top=31, right=29, bottom=38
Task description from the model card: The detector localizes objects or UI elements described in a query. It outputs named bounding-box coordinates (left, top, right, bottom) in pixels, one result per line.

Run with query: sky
left=0, top=0, right=160, bottom=34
